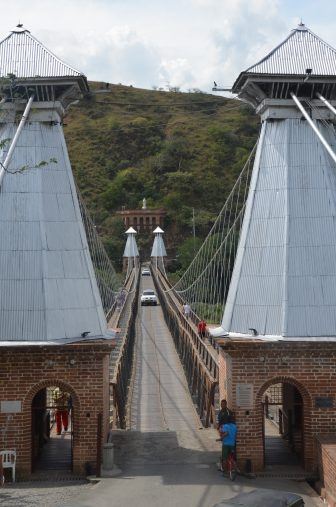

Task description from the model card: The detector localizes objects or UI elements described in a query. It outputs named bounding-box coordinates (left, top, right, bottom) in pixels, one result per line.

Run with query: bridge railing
left=109, top=268, right=140, bottom=429
left=152, top=266, right=218, bottom=427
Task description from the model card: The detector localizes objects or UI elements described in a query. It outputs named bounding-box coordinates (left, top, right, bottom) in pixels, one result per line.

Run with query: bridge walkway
left=128, top=275, right=202, bottom=431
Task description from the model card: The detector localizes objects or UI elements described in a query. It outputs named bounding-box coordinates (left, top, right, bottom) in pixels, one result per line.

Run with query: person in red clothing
left=54, top=390, right=69, bottom=435
left=198, top=319, right=207, bottom=338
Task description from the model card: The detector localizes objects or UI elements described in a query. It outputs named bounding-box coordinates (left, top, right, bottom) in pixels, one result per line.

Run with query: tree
left=176, top=236, right=202, bottom=272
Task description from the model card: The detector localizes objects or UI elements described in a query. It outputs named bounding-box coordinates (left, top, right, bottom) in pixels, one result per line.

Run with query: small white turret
left=123, top=227, right=139, bottom=272
left=151, top=226, right=167, bottom=266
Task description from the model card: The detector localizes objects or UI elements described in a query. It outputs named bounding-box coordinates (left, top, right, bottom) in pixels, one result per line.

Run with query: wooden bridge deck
left=128, top=276, right=202, bottom=431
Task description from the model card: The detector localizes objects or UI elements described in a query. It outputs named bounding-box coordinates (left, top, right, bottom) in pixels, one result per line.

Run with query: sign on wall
left=315, top=397, right=334, bottom=408
left=1, top=401, right=22, bottom=413
left=236, top=383, right=254, bottom=409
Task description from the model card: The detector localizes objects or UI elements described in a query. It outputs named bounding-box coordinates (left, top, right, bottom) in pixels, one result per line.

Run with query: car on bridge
left=140, top=289, right=158, bottom=306
left=141, top=268, right=151, bottom=276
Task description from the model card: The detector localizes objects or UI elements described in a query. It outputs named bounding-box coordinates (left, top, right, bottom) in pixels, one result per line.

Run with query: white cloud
left=1, top=0, right=335, bottom=93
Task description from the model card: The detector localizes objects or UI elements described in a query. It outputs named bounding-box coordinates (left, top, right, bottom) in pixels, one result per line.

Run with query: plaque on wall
left=315, top=397, right=334, bottom=408
left=1, top=400, right=22, bottom=413
left=236, top=383, right=254, bottom=409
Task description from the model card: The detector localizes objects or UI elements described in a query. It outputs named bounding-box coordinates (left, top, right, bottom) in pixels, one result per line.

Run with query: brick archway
left=24, top=379, right=80, bottom=411
left=256, top=375, right=313, bottom=471
left=24, top=379, right=80, bottom=473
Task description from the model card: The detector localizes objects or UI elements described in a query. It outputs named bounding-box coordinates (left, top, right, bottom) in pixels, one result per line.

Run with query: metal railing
left=109, top=269, right=140, bottom=428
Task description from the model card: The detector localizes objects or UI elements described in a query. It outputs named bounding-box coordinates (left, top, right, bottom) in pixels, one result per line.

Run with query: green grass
left=64, top=83, right=259, bottom=271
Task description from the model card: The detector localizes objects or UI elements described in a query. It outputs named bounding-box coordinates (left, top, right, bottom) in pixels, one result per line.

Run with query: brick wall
left=317, top=435, right=336, bottom=506
left=0, top=341, right=113, bottom=476
left=217, top=341, right=336, bottom=473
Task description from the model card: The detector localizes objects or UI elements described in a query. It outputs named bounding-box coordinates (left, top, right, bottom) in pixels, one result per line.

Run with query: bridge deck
left=129, top=276, right=202, bottom=431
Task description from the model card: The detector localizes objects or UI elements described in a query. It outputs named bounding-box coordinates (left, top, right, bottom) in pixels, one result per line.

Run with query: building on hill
left=0, top=25, right=114, bottom=477
left=212, top=23, right=336, bottom=486
left=117, top=199, right=166, bottom=233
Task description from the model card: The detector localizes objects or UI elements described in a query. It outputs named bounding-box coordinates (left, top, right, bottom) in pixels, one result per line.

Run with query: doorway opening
left=262, top=382, right=303, bottom=467
left=31, top=386, right=73, bottom=472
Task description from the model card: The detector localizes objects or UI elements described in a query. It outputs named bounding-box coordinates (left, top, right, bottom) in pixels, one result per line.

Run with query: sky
left=1, top=0, right=336, bottom=94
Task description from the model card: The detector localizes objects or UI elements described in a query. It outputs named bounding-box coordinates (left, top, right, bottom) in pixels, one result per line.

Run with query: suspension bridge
left=1, top=22, right=336, bottom=493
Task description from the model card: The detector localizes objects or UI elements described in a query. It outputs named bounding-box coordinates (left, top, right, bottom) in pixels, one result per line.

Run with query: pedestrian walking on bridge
left=183, top=303, right=191, bottom=320
left=198, top=319, right=207, bottom=338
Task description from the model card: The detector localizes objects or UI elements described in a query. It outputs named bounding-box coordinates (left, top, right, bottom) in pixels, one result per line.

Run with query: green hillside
left=64, top=82, right=259, bottom=271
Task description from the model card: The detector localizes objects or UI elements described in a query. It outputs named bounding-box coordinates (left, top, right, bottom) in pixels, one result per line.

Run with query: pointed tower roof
left=153, top=226, right=164, bottom=234
left=126, top=227, right=137, bottom=234
left=233, top=23, right=336, bottom=98
left=0, top=24, right=83, bottom=79
left=248, top=23, right=336, bottom=75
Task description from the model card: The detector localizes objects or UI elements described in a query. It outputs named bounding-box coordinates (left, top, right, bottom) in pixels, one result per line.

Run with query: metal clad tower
left=123, top=226, right=139, bottom=272
left=0, top=25, right=108, bottom=342
left=221, top=23, right=336, bottom=339
left=151, top=226, right=167, bottom=258
left=151, top=226, right=167, bottom=271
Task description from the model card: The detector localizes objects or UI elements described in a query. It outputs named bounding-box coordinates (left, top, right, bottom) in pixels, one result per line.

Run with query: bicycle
left=225, top=449, right=237, bottom=481
left=216, top=439, right=238, bottom=481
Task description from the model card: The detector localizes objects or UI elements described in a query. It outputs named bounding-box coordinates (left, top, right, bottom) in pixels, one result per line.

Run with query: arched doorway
left=261, top=381, right=305, bottom=468
left=31, top=385, right=74, bottom=472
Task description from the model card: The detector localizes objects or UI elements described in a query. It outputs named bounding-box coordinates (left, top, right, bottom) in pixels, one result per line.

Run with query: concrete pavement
left=62, top=462, right=321, bottom=507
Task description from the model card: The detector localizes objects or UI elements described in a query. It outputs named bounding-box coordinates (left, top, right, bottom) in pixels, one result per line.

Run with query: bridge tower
left=216, top=23, right=336, bottom=476
left=123, top=226, right=139, bottom=272
left=151, top=226, right=167, bottom=269
left=0, top=25, right=114, bottom=476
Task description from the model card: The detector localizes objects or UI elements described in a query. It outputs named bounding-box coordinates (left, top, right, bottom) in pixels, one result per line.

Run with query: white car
left=141, top=289, right=158, bottom=306
left=141, top=268, right=151, bottom=276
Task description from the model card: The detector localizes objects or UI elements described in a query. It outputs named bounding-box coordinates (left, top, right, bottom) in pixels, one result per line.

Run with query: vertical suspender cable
left=0, top=95, right=34, bottom=186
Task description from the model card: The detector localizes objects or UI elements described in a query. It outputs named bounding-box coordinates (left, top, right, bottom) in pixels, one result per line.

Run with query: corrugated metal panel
left=123, top=235, right=139, bottom=257
left=44, top=222, right=83, bottom=250
left=43, top=251, right=66, bottom=279
left=62, top=251, right=88, bottom=278
left=222, top=117, right=336, bottom=338
left=319, top=276, right=336, bottom=304
left=286, top=307, right=308, bottom=337
left=305, top=306, right=336, bottom=336
left=62, top=308, right=101, bottom=339
left=246, top=25, right=336, bottom=75
left=57, top=279, right=96, bottom=309
left=151, top=235, right=167, bottom=257
left=0, top=251, right=42, bottom=279
left=265, top=307, right=283, bottom=335
left=0, top=116, right=107, bottom=341
left=253, top=189, right=286, bottom=218
left=260, top=247, right=284, bottom=275
left=0, top=29, right=82, bottom=78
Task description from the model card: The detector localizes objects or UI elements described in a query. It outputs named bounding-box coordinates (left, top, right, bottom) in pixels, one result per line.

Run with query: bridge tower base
left=218, top=339, right=336, bottom=474
left=0, top=340, right=113, bottom=477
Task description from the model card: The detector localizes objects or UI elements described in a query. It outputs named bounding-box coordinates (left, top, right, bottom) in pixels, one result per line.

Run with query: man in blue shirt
left=219, top=415, right=237, bottom=470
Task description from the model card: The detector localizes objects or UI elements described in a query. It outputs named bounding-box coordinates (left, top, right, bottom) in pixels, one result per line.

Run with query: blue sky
left=2, top=0, right=336, bottom=93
